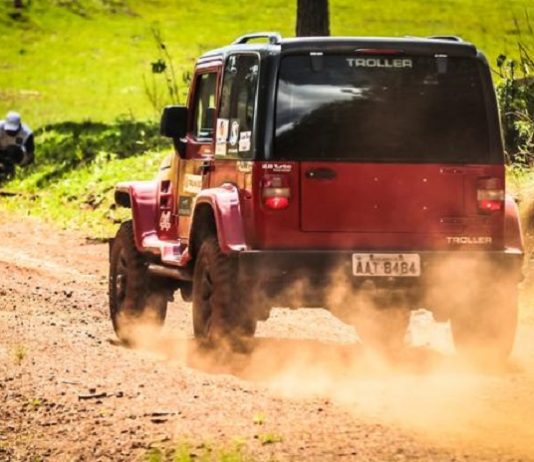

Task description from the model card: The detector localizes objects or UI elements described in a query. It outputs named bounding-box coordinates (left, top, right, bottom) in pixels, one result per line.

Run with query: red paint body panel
left=247, top=162, right=505, bottom=251
left=125, top=181, right=158, bottom=251
left=194, top=184, right=247, bottom=253
left=300, top=163, right=466, bottom=233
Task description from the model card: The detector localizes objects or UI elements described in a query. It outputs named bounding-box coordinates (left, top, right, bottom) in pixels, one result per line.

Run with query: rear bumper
left=238, top=249, right=524, bottom=305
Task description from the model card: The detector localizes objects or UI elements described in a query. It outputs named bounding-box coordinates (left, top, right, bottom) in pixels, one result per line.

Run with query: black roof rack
left=428, top=35, right=463, bottom=42
left=232, top=32, right=282, bottom=45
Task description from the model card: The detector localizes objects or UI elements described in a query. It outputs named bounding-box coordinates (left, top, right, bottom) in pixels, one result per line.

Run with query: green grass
left=144, top=440, right=250, bottom=462
left=1, top=147, right=166, bottom=237
left=12, top=344, right=27, bottom=365
left=0, top=119, right=168, bottom=237
left=0, top=0, right=532, bottom=127
left=0, top=0, right=532, bottom=236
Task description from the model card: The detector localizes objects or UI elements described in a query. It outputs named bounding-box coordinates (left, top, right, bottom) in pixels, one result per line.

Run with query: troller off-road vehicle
left=109, top=32, right=524, bottom=361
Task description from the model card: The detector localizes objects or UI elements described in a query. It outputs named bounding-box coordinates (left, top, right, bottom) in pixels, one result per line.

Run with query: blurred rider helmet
left=4, top=111, right=22, bottom=136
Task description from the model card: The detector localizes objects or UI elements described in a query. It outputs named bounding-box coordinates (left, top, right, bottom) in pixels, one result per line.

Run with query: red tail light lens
left=477, top=178, right=504, bottom=214
left=264, top=196, right=289, bottom=209
left=262, top=175, right=290, bottom=210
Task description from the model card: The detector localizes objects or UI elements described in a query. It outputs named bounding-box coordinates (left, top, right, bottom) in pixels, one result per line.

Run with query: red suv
left=109, top=33, right=524, bottom=361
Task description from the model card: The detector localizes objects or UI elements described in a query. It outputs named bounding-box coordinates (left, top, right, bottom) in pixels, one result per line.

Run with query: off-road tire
left=192, top=236, right=256, bottom=343
left=109, top=221, right=168, bottom=344
left=450, top=283, right=518, bottom=364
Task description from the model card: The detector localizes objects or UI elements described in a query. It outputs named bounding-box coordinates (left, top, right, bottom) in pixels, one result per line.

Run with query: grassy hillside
left=0, top=0, right=532, bottom=127
left=0, top=0, right=532, bottom=238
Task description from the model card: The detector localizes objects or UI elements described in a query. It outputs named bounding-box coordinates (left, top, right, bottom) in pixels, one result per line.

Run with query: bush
left=496, top=43, right=534, bottom=164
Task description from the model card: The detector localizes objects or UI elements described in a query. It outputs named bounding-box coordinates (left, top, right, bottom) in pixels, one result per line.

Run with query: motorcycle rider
left=0, top=111, right=35, bottom=169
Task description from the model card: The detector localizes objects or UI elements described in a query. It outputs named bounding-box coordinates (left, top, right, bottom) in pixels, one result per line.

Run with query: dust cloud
left=125, top=255, right=534, bottom=458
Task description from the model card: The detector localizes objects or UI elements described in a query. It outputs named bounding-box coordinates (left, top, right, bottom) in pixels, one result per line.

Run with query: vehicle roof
left=198, top=35, right=478, bottom=64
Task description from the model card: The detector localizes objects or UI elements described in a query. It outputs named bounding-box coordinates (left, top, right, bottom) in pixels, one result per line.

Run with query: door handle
left=305, top=168, right=337, bottom=180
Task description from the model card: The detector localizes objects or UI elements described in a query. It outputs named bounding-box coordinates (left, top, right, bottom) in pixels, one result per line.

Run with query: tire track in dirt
left=1, top=213, right=534, bottom=461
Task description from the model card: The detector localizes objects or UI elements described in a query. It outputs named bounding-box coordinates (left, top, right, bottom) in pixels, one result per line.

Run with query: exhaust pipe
left=147, top=263, right=192, bottom=281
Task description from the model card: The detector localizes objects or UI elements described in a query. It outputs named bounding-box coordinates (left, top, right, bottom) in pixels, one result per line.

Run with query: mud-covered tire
left=109, top=221, right=168, bottom=343
left=450, top=284, right=518, bottom=364
left=192, top=236, right=256, bottom=343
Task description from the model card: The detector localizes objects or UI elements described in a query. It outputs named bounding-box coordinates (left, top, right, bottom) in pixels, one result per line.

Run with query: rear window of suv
left=274, top=54, right=493, bottom=163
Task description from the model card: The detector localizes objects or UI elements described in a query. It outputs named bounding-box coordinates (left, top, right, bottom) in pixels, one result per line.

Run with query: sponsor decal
left=238, top=131, right=251, bottom=152
left=446, top=236, right=493, bottom=245
left=237, top=161, right=253, bottom=173
left=216, top=118, right=229, bottom=143
left=229, top=120, right=240, bottom=147
left=261, top=163, right=292, bottom=173
left=159, top=210, right=172, bottom=232
left=178, top=196, right=192, bottom=216
left=183, top=173, right=202, bottom=194
left=215, top=142, right=227, bottom=156
left=346, top=58, right=413, bottom=69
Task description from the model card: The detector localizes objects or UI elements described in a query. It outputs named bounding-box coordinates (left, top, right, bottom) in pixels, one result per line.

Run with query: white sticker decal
left=159, top=211, right=172, bottom=232
left=215, top=142, right=227, bottom=156
left=237, top=161, right=253, bottom=173
left=229, top=120, right=239, bottom=146
left=184, top=173, right=203, bottom=194
left=238, top=131, right=251, bottom=152
left=216, top=119, right=229, bottom=143
left=262, top=163, right=292, bottom=173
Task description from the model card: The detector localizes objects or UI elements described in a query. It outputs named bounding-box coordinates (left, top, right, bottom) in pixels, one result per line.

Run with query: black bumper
left=238, top=249, right=524, bottom=304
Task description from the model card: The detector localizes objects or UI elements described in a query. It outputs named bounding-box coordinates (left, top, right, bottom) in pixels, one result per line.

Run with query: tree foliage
left=496, top=43, right=534, bottom=164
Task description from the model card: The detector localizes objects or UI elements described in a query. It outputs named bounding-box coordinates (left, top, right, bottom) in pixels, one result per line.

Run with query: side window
left=216, top=54, right=259, bottom=158
left=192, top=72, right=218, bottom=140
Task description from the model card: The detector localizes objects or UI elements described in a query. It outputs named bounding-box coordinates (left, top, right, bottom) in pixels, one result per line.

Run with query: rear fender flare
left=504, top=194, right=524, bottom=253
left=190, top=184, right=246, bottom=255
left=115, top=181, right=158, bottom=251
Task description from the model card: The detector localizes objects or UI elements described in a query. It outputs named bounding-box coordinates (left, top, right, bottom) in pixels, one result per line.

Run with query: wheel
left=109, top=221, right=168, bottom=344
left=192, top=236, right=256, bottom=344
left=450, top=283, right=518, bottom=364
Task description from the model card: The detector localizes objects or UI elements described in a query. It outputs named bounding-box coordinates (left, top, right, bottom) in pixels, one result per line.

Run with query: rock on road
left=1, top=213, right=534, bottom=461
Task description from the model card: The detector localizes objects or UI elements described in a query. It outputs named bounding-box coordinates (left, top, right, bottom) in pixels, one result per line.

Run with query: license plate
left=352, top=253, right=421, bottom=277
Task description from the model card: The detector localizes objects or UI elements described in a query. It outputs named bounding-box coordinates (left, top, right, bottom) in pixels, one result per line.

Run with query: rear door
left=300, top=163, right=464, bottom=233
left=275, top=53, right=498, bottom=239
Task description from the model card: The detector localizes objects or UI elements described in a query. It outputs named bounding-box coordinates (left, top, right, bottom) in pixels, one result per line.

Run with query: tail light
left=262, top=175, right=290, bottom=210
left=477, top=178, right=504, bottom=213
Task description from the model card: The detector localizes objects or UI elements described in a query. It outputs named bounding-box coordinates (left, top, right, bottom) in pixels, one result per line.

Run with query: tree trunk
left=14, top=0, right=23, bottom=8
left=296, top=0, right=330, bottom=37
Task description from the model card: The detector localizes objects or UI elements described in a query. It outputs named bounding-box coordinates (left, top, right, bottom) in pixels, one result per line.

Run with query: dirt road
left=1, top=213, right=534, bottom=461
